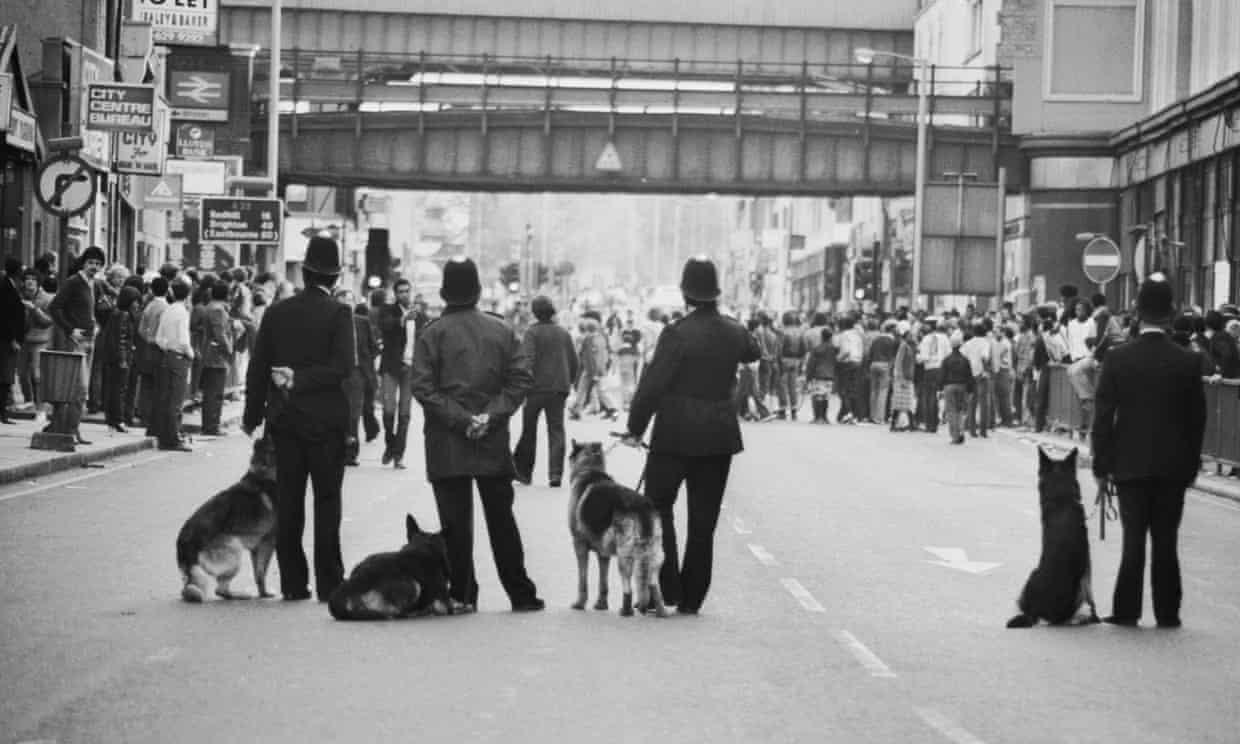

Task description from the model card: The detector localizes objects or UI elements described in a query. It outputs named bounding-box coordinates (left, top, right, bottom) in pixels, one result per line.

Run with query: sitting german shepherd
left=176, top=436, right=278, bottom=602
left=568, top=441, right=667, bottom=617
left=328, top=515, right=453, bottom=621
left=1006, top=447, right=1101, bottom=628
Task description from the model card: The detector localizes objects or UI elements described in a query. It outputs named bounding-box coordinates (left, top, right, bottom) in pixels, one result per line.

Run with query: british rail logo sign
left=132, top=0, right=218, bottom=46
left=85, top=83, right=156, bottom=133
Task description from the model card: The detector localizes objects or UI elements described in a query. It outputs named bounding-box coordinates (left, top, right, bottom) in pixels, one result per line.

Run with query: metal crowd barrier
left=1044, top=363, right=1240, bottom=467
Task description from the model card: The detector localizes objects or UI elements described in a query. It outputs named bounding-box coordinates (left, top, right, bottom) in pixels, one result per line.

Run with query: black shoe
left=676, top=605, right=700, bottom=615
left=514, top=475, right=532, bottom=486
left=549, top=479, right=562, bottom=488
left=108, top=423, right=128, bottom=433
left=75, top=436, right=93, bottom=446
left=345, top=458, right=360, bottom=467
left=0, top=415, right=16, bottom=425
left=282, top=591, right=312, bottom=602
left=1156, top=617, right=1182, bottom=628
left=381, top=449, right=393, bottom=465
left=159, top=443, right=193, bottom=452
left=512, top=597, right=546, bottom=612
left=393, top=458, right=406, bottom=470
left=1103, top=615, right=1139, bottom=627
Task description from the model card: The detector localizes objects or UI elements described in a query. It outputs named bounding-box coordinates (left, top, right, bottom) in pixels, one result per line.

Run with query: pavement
left=1, top=404, right=1238, bottom=743
left=0, top=399, right=245, bottom=486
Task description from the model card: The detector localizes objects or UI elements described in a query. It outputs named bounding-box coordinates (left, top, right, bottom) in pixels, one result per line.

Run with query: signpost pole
left=267, top=0, right=282, bottom=199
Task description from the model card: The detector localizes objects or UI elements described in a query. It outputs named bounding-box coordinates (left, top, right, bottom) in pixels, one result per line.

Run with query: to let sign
left=132, top=0, right=218, bottom=46
left=86, top=83, right=155, bottom=132
left=200, top=197, right=283, bottom=243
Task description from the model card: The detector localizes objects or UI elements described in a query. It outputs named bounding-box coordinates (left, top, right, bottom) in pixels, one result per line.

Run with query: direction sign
left=201, top=197, right=283, bottom=243
left=1082, top=236, right=1121, bottom=286
left=131, top=0, right=218, bottom=46
left=36, top=155, right=97, bottom=218
left=85, top=83, right=155, bottom=132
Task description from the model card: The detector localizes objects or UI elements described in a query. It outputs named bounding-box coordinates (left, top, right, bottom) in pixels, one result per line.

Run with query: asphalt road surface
left=2, top=414, right=1238, bottom=744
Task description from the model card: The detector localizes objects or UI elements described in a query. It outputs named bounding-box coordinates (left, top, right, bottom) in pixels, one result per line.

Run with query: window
left=1045, top=0, right=1145, bottom=102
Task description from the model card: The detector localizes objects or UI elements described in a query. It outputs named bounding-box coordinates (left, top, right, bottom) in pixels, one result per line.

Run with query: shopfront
left=0, top=25, right=44, bottom=265
left=1113, top=74, right=1240, bottom=310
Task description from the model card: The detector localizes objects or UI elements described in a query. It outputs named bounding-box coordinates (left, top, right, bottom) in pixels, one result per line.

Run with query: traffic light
left=500, top=261, right=520, bottom=293
left=365, top=229, right=390, bottom=288
left=536, top=262, right=549, bottom=288
left=853, top=260, right=876, bottom=301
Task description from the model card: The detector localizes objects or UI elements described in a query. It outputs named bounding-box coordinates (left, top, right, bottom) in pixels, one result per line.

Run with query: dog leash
left=1092, top=480, right=1118, bottom=541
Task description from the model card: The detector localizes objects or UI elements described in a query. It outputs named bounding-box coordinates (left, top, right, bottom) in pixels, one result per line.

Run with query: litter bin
left=40, top=350, right=86, bottom=404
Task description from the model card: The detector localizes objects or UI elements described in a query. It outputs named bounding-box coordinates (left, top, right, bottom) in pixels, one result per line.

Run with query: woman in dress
left=890, top=321, right=918, bottom=432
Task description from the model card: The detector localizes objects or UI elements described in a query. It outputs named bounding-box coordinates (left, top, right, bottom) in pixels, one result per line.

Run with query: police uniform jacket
left=627, top=306, right=761, bottom=457
left=1091, top=331, right=1207, bottom=488
left=243, top=287, right=355, bottom=439
left=410, top=306, right=533, bottom=481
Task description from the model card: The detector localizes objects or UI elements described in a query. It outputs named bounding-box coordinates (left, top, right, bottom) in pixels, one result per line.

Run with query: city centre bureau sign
left=200, top=197, right=283, bottom=243
left=85, top=83, right=156, bottom=132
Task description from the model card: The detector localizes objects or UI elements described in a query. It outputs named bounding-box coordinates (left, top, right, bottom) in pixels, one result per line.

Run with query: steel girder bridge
left=250, top=51, right=1020, bottom=195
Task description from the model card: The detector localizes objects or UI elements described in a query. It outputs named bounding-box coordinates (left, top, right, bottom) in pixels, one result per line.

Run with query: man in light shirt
left=153, top=280, right=194, bottom=452
left=833, top=316, right=865, bottom=424
left=1064, top=298, right=1096, bottom=362
left=960, top=322, right=992, bottom=438
left=992, top=326, right=1015, bottom=427
left=916, top=318, right=951, bottom=433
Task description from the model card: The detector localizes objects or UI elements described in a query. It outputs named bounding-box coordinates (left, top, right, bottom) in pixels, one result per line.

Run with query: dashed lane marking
left=144, top=647, right=180, bottom=663
left=731, top=517, right=752, bottom=535
left=0, top=453, right=170, bottom=503
left=780, top=578, right=824, bottom=612
left=833, top=630, right=897, bottom=679
left=914, top=707, right=987, bottom=744
left=747, top=544, right=778, bottom=567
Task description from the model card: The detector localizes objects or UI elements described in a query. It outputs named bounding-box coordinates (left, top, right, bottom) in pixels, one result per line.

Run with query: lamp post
left=267, top=0, right=282, bottom=199
left=855, top=48, right=929, bottom=310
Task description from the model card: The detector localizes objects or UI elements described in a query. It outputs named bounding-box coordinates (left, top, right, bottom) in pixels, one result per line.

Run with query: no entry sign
left=1082, top=236, right=1121, bottom=285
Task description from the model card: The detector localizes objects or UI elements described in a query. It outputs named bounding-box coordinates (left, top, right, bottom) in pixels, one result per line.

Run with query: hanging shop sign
left=5, top=108, right=36, bottom=153
left=114, top=97, right=169, bottom=174
left=174, top=123, right=214, bottom=158
left=70, top=45, right=115, bottom=170
left=0, top=72, right=12, bottom=131
left=85, top=83, right=155, bottom=132
left=131, top=0, right=218, bottom=47
left=200, top=197, right=283, bottom=243
left=165, top=157, right=226, bottom=195
left=36, top=155, right=97, bottom=218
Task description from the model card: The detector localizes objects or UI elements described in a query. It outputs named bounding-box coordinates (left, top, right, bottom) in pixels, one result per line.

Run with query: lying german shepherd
left=176, top=436, right=278, bottom=602
left=328, top=515, right=453, bottom=621
left=569, top=441, right=667, bottom=617
left=1006, top=447, right=1101, bottom=628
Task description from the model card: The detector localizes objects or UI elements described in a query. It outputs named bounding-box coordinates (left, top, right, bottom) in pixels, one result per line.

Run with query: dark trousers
left=432, top=476, right=539, bottom=607
left=380, top=368, right=412, bottom=460
left=513, top=392, right=568, bottom=483
left=644, top=452, right=733, bottom=611
left=155, top=352, right=191, bottom=447
left=919, top=367, right=941, bottom=432
left=1034, top=368, right=1051, bottom=432
left=199, top=366, right=227, bottom=434
left=1112, top=479, right=1186, bottom=623
left=967, top=375, right=992, bottom=436
left=835, top=361, right=861, bottom=421
left=361, top=369, right=380, bottom=442
left=139, top=347, right=162, bottom=436
left=103, top=363, right=130, bottom=426
left=272, top=430, right=346, bottom=599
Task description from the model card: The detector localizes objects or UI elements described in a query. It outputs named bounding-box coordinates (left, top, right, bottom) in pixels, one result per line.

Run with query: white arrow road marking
left=914, top=707, right=988, bottom=744
left=923, top=547, right=1002, bottom=575
left=747, top=544, right=778, bottom=567
left=731, top=517, right=751, bottom=535
left=833, top=630, right=897, bottom=678
left=780, top=578, right=824, bottom=612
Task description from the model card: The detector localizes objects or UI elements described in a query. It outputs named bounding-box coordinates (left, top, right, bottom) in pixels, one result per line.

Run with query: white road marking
left=747, top=544, right=778, bottom=567
left=779, top=578, right=824, bottom=612
left=144, top=647, right=179, bottom=663
left=914, top=707, right=987, bottom=744
left=833, top=630, right=897, bottom=678
left=923, top=547, right=1002, bottom=575
left=0, top=453, right=170, bottom=503
left=732, top=517, right=751, bottom=535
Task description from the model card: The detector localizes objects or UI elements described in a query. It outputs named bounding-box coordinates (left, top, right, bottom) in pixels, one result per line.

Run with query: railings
left=250, top=49, right=1012, bottom=131
left=1044, top=363, right=1240, bottom=469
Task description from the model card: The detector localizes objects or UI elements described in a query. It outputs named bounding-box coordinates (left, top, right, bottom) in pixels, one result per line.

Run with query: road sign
left=1082, top=236, right=1121, bottom=285
left=131, top=0, right=218, bottom=46
left=200, top=197, right=283, bottom=243
left=36, top=155, right=97, bottom=218
left=85, top=83, right=155, bottom=132
left=134, top=173, right=183, bottom=210
left=175, top=123, right=214, bottom=158
left=595, top=141, right=623, bottom=172
left=169, top=71, right=229, bottom=121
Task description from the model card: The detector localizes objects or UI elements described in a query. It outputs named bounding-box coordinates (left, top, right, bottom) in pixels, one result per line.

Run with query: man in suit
left=513, top=295, right=579, bottom=487
left=410, top=257, right=543, bottom=613
left=198, top=282, right=234, bottom=436
left=621, top=257, right=762, bottom=615
left=1092, top=273, right=1207, bottom=629
left=48, top=245, right=105, bottom=444
left=0, top=257, right=27, bottom=424
left=243, top=236, right=355, bottom=602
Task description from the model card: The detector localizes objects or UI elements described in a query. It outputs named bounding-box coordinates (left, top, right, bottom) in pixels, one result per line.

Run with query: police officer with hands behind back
left=243, top=236, right=356, bottom=602
left=620, top=256, right=761, bottom=615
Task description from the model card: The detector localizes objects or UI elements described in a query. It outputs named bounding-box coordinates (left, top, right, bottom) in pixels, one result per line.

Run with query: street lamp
left=855, top=47, right=930, bottom=310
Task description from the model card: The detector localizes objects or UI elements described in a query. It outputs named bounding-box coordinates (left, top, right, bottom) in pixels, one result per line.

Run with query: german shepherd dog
left=176, top=436, right=278, bottom=602
left=328, top=515, right=453, bottom=621
left=568, top=441, right=667, bottom=617
left=1006, top=448, right=1101, bottom=628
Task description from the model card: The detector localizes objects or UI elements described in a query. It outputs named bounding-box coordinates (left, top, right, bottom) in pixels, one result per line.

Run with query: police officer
left=1092, top=273, right=1206, bottom=628
left=621, top=256, right=761, bottom=615
left=243, top=236, right=355, bottom=601
left=410, top=257, right=543, bottom=613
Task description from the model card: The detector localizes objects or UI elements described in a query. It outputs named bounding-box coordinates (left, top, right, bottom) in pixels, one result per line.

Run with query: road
left=2, top=414, right=1238, bottom=743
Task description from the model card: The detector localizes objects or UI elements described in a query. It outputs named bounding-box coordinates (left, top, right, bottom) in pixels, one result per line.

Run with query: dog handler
left=243, top=236, right=355, bottom=602
left=621, top=256, right=761, bottom=614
